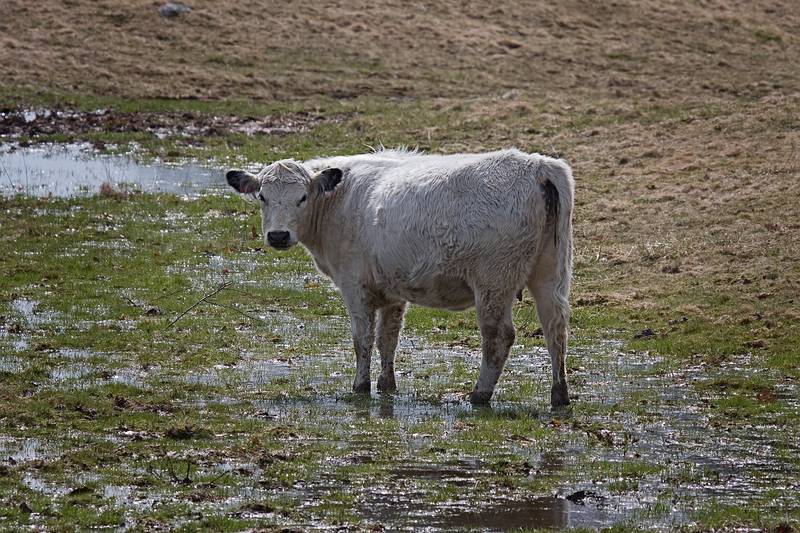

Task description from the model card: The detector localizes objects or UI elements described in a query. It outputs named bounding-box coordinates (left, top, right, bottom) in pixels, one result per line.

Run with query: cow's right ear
left=312, top=168, right=343, bottom=196
left=226, top=170, right=261, bottom=197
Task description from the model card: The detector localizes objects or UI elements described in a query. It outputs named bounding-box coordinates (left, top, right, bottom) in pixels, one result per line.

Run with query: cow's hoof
left=550, top=384, right=570, bottom=408
left=469, top=390, right=493, bottom=405
left=352, top=381, right=371, bottom=394
left=377, top=374, right=397, bottom=393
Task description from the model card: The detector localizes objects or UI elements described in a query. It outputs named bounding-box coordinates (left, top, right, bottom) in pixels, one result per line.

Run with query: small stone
left=634, top=328, right=656, bottom=339
left=756, top=387, right=776, bottom=403
left=159, top=2, right=192, bottom=18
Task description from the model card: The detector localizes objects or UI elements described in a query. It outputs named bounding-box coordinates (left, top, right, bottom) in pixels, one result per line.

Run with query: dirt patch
left=0, top=107, right=340, bottom=138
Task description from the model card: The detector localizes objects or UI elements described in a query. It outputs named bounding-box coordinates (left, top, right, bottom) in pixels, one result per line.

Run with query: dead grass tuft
left=98, top=181, right=127, bottom=200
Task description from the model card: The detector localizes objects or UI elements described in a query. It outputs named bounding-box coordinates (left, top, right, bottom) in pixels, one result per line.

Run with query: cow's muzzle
left=267, top=231, right=292, bottom=249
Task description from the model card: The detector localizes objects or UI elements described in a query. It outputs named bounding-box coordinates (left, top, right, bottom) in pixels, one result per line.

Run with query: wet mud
left=0, top=108, right=340, bottom=139
left=1, top=193, right=798, bottom=530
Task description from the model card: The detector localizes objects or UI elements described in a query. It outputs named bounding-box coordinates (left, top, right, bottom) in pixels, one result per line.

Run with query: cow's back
left=356, top=150, right=550, bottom=304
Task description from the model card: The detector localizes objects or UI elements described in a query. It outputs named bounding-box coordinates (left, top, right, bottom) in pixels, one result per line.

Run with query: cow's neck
left=297, top=197, right=338, bottom=274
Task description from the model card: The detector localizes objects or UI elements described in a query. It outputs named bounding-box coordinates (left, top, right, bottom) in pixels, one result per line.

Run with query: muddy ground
left=0, top=108, right=340, bottom=138
left=1, top=0, right=799, bottom=530
left=1, top=193, right=797, bottom=531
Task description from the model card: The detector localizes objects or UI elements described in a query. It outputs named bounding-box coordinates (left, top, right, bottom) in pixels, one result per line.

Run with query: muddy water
left=369, top=494, right=611, bottom=530
left=0, top=143, right=222, bottom=197
left=3, top=291, right=798, bottom=529
left=230, top=338, right=797, bottom=530
left=3, top=287, right=797, bottom=528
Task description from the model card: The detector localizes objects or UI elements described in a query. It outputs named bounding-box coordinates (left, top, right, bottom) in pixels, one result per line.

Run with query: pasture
left=1, top=0, right=799, bottom=530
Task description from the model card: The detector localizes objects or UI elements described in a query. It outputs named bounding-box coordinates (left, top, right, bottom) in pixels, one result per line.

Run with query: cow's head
left=226, top=159, right=342, bottom=250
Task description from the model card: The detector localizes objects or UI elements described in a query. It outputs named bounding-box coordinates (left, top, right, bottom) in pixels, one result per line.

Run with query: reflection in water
left=378, top=394, right=396, bottom=419
left=436, top=496, right=572, bottom=530
left=0, top=143, right=221, bottom=197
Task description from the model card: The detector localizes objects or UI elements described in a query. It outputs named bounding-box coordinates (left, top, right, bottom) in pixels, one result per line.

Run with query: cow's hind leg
left=469, top=293, right=516, bottom=405
left=376, top=301, right=407, bottom=392
left=529, top=278, right=570, bottom=408
left=343, top=295, right=376, bottom=394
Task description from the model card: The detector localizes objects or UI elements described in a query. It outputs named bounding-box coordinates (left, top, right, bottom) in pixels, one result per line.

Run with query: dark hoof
left=377, top=374, right=397, bottom=393
left=551, top=384, right=570, bottom=408
left=469, top=390, right=493, bottom=405
left=352, top=381, right=371, bottom=394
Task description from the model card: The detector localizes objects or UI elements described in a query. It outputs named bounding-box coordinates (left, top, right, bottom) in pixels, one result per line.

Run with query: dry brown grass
left=98, top=181, right=127, bottom=200
left=2, top=0, right=797, bottom=102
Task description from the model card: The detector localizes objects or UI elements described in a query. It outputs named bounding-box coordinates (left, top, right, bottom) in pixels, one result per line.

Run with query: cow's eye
left=258, top=193, right=267, bottom=204
left=297, top=194, right=307, bottom=206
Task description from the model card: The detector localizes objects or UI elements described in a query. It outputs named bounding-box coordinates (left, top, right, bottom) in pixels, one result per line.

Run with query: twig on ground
left=203, top=470, right=229, bottom=487
left=150, top=287, right=189, bottom=303
left=164, top=281, right=229, bottom=329
left=205, top=299, right=267, bottom=324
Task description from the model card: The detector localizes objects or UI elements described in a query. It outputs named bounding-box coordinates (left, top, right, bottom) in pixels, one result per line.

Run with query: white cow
left=226, top=148, right=574, bottom=407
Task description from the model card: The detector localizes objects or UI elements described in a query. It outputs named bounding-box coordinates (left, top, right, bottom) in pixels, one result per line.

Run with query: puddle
left=185, top=358, right=294, bottom=388
left=252, top=392, right=466, bottom=431
left=50, top=363, right=94, bottom=383
left=2, top=299, right=60, bottom=351
left=21, top=473, right=70, bottom=497
left=53, top=348, right=100, bottom=359
left=103, top=484, right=133, bottom=505
left=7, top=298, right=57, bottom=327
left=0, top=354, right=27, bottom=373
left=268, top=272, right=330, bottom=292
left=11, top=338, right=29, bottom=351
left=47, top=365, right=149, bottom=391
left=429, top=496, right=611, bottom=530
left=391, top=459, right=492, bottom=486
left=165, top=254, right=265, bottom=293
left=0, top=437, right=60, bottom=464
left=359, top=490, right=613, bottom=531
left=0, top=143, right=222, bottom=197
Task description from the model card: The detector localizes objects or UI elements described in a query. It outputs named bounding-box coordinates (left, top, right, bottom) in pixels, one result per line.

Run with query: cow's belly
left=385, top=275, right=475, bottom=311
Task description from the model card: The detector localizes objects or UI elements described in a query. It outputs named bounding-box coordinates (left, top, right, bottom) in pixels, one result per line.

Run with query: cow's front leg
left=470, top=295, right=516, bottom=405
left=344, top=296, right=376, bottom=394
left=376, top=301, right=407, bottom=393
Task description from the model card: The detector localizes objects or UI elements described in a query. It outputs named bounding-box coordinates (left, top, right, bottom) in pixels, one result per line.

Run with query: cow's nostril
left=267, top=231, right=291, bottom=246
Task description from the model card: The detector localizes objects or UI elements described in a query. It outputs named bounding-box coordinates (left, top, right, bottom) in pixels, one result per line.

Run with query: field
left=1, top=0, right=799, bottom=530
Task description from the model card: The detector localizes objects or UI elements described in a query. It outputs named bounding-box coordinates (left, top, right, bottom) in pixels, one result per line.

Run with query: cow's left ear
left=312, top=168, right=342, bottom=195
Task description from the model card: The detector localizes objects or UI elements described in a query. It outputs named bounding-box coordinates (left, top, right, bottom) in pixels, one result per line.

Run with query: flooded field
left=0, top=143, right=222, bottom=197
left=1, top=180, right=797, bottom=530
left=3, top=0, right=800, bottom=527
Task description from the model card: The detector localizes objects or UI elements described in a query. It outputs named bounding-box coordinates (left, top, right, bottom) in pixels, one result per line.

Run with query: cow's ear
left=226, top=170, right=261, bottom=196
left=312, top=168, right=342, bottom=195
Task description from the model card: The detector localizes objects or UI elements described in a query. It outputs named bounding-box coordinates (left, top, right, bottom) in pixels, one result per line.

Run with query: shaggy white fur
left=227, top=148, right=574, bottom=407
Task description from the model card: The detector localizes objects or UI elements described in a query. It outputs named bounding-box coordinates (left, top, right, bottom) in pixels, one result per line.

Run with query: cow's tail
left=536, top=157, right=574, bottom=311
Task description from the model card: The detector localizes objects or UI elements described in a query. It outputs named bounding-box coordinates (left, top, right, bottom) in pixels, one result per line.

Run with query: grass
left=1, top=191, right=798, bottom=530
